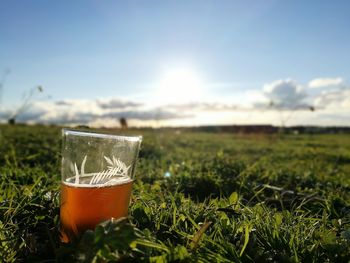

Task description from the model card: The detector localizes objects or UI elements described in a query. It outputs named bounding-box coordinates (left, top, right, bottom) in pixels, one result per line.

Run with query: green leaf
left=240, top=223, right=251, bottom=257
left=190, top=221, right=212, bottom=250
left=274, top=212, right=283, bottom=227
left=229, top=192, right=238, bottom=204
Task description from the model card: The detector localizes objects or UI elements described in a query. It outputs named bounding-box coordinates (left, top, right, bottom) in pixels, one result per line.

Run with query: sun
left=155, top=68, right=204, bottom=104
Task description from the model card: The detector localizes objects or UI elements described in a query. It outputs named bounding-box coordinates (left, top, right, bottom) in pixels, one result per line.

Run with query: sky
left=0, top=0, right=349, bottom=127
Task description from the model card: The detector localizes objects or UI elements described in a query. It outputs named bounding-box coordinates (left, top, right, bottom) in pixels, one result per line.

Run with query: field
left=0, top=124, right=350, bottom=262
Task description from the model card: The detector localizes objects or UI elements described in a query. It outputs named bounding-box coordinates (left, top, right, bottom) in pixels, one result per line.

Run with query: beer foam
left=63, top=175, right=132, bottom=188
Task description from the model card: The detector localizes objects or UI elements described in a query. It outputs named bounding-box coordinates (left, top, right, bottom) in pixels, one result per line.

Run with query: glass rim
left=62, top=128, right=142, bottom=142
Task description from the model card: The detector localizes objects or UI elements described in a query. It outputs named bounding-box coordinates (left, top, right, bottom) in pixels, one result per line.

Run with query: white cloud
left=260, top=79, right=309, bottom=109
left=314, top=87, right=350, bottom=110
left=0, top=98, right=193, bottom=127
left=308, top=77, right=343, bottom=88
left=97, top=99, right=143, bottom=109
left=165, top=102, right=237, bottom=112
left=1, top=80, right=349, bottom=127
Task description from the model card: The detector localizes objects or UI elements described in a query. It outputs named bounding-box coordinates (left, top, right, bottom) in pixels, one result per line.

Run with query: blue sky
left=0, top=0, right=349, bottom=126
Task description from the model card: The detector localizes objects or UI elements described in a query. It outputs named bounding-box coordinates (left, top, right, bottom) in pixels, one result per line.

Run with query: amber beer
left=60, top=176, right=133, bottom=242
left=61, top=129, right=141, bottom=242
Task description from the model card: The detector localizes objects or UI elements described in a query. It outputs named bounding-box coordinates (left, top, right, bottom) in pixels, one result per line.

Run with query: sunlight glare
left=155, top=68, right=204, bottom=104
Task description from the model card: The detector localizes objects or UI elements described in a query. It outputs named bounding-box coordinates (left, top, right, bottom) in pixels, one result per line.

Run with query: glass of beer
left=60, top=129, right=142, bottom=242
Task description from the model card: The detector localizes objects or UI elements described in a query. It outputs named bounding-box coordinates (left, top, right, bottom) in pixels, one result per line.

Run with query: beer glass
left=60, top=129, right=142, bottom=242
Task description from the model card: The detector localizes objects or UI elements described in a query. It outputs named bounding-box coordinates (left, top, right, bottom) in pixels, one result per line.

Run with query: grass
left=0, top=124, right=349, bottom=262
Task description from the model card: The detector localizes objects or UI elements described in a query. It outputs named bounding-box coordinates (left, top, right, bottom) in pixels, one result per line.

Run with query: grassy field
left=0, top=124, right=349, bottom=262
